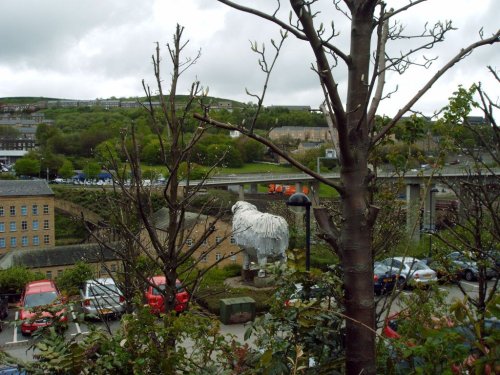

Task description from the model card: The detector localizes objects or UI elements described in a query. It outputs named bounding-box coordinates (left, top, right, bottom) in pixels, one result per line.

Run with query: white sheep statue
left=231, top=201, right=289, bottom=278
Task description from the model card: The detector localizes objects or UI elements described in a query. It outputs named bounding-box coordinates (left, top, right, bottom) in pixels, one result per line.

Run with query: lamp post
left=428, top=187, right=439, bottom=257
left=286, top=192, right=312, bottom=272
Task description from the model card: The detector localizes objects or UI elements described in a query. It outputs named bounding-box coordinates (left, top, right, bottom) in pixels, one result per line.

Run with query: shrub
left=0, top=267, right=45, bottom=296
left=56, top=262, right=94, bottom=296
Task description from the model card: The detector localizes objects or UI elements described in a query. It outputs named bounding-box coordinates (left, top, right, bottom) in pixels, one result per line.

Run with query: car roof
left=390, top=257, right=420, bottom=262
left=84, top=277, right=116, bottom=285
left=25, top=280, right=57, bottom=294
left=149, top=276, right=182, bottom=285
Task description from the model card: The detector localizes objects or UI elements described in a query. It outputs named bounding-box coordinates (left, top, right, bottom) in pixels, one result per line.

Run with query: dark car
left=448, top=251, right=496, bottom=281
left=373, top=262, right=398, bottom=294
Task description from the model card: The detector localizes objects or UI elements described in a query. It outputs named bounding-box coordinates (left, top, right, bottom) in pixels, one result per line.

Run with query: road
left=0, top=279, right=494, bottom=363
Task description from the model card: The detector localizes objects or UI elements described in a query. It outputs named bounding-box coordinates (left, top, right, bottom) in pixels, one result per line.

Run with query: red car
left=145, top=276, right=189, bottom=314
left=19, top=280, right=67, bottom=335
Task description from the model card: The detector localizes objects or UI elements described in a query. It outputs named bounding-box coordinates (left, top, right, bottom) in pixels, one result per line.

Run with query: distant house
left=0, top=180, right=55, bottom=254
left=0, top=243, right=121, bottom=280
left=142, top=208, right=242, bottom=269
left=267, top=105, right=311, bottom=112
left=269, top=126, right=331, bottom=143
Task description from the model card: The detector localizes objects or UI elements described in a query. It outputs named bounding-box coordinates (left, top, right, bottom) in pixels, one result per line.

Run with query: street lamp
left=428, top=187, right=439, bottom=257
left=286, top=192, right=312, bottom=272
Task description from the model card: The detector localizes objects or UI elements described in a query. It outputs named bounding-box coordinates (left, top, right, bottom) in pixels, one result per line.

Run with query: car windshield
left=24, top=291, right=58, bottom=307
left=152, top=282, right=185, bottom=296
left=89, top=284, right=119, bottom=297
left=374, top=264, right=390, bottom=274
left=408, top=261, right=429, bottom=271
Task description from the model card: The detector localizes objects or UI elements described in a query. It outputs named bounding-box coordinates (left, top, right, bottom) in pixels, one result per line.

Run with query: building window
left=21, top=205, right=27, bottom=216
left=33, top=235, right=39, bottom=246
left=0, top=223, right=4, bottom=232
left=0, top=238, right=5, bottom=248
left=186, top=238, right=193, bottom=247
left=216, top=236, right=222, bottom=244
left=200, top=253, right=208, bottom=263
left=43, top=235, right=50, bottom=244
left=230, top=252, right=237, bottom=261
left=43, top=220, right=49, bottom=230
left=21, top=221, right=27, bottom=231
left=10, top=237, right=17, bottom=248
left=32, top=205, right=38, bottom=215
left=57, top=270, right=63, bottom=277
left=215, top=253, right=222, bottom=261
left=43, top=204, right=49, bottom=214
left=46, top=271, right=52, bottom=280
left=9, top=206, right=15, bottom=216
left=21, top=236, right=28, bottom=247
left=33, top=220, right=39, bottom=230
left=111, top=264, right=117, bottom=272
left=203, top=239, right=208, bottom=246
left=9, top=222, right=16, bottom=232
left=230, top=236, right=236, bottom=244
left=0, top=207, right=3, bottom=217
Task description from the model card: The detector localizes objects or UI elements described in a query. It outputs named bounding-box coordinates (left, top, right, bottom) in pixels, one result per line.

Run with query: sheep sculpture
left=231, top=201, right=289, bottom=278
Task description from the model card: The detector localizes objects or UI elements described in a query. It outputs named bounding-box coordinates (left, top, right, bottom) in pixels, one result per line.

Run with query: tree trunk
left=341, top=6, right=376, bottom=374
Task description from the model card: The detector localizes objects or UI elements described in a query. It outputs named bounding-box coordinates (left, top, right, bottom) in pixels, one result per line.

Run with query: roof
left=151, top=208, right=209, bottom=231
left=0, top=243, right=120, bottom=270
left=0, top=180, right=54, bottom=197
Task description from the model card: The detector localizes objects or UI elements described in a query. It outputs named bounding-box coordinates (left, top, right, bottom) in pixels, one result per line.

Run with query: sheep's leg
left=280, top=252, right=287, bottom=266
left=242, top=251, right=250, bottom=270
left=257, top=255, right=267, bottom=278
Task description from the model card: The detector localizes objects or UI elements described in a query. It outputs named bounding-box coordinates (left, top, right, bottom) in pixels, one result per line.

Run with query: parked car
left=373, top=262, right=398, bottom=294
left=384, top=312, right=500, bottom=374
left=448, top=251, right=497, bottom=281
left=145, top=276, right=189, bottom=314
left=19, top=280, right=67, bottom=335
left=421, top=257, right=463, bottom=283
left=80, top=278, right=125, bottom=318
left=0, top=296, right=8, bottom=332
left=380, top=257, right=437, bottom=288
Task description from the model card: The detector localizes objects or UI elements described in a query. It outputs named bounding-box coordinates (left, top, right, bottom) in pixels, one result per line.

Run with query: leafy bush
left=56, top=262, right=94, bottom=296
left=0, top=267, right=45, bottom=295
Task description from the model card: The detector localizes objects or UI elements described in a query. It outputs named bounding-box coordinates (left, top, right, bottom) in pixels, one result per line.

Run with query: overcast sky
left=0, top=1, right=498, bottom=117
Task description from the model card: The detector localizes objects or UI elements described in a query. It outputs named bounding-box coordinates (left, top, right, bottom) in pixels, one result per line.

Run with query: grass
left=194, top=264, right=275, bottom=315
left=214, top=163, right=298, bottom=175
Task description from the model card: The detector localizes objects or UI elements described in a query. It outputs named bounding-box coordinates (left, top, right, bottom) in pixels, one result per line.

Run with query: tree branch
left=372, top=29, right=500, bottom=145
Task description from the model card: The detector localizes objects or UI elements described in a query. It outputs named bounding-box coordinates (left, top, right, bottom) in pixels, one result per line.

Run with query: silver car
left=80, top=278, right=125, bottom=318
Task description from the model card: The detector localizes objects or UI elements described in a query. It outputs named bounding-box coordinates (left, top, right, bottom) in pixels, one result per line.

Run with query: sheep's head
left=232, top=201, right=257, bottom=214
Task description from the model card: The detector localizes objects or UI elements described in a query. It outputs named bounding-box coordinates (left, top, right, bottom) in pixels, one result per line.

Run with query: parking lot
left=0, top=278, right=495, bottom=362
left=0, top=304, right=121, bottom=361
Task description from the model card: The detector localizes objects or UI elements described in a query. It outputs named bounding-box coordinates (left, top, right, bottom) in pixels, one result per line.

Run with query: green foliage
left=57, top=159, right=74, bottom=179
left=0, top=267, right=45, bottom=294
left=245, top=268, right=345, bottom=374
left=14, top=157, right=40, bottom=177
left=83, top=161, right=101, bottom=179
left=56, top=262, right=94, bottom=296
left=25, top=308, right=255, bottom=374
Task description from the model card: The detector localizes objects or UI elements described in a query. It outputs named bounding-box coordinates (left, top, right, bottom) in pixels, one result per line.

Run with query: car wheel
left=464, top=270, right=474, bottom=282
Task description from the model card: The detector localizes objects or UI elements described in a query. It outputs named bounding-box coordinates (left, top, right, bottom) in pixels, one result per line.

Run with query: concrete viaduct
left=179, top=168, right=499, bottom=241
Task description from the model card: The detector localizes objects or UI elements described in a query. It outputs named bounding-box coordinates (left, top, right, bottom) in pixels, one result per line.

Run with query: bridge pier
left=406, top=184, right=421, bottom=242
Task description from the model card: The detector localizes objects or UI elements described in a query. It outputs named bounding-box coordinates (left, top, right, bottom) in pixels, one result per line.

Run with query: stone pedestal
left=241, top=269, right=258, bottom=282
left=253, top=276, right=275, bottom=288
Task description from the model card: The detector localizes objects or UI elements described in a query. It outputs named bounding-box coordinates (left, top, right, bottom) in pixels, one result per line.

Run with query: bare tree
left=433, top=78, right=499, bottom=335
left=194, top=1, right=499, bottom=373
left=88, top=25, right=238, bottom=371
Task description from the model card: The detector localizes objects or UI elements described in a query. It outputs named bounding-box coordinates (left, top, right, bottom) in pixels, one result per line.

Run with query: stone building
left=0, top=180, right=55, bottom=254
left=143, top=208, right=242, bottom=269
left=0, top=243, right=121, bottom=280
